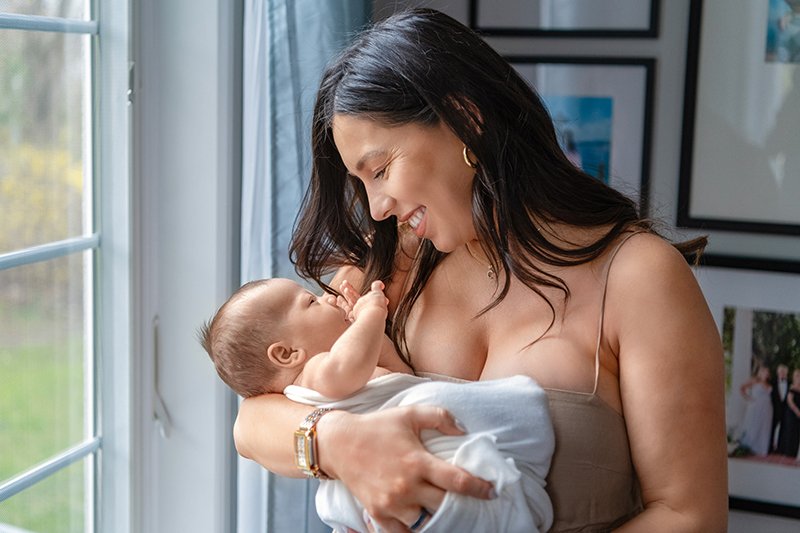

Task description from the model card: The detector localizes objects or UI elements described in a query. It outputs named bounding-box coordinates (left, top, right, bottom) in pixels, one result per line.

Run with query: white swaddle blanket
left=284, top=373, right=554, bottom=533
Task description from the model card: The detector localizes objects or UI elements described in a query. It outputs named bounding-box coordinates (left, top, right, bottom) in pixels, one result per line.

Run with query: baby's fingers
left=340, top=280, right=360, bottom=307
left=336, top=295, right=354, bottom=321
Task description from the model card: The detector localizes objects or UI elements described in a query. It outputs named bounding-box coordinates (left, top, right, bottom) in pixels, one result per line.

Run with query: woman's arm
left=233, top=395, right=495, bottom=531
left=234, top=393, right=317, bottom=477
left=740, top=379, right=753, bottom=400
left=608, top=236, right=728, bottom=532
left=315, top=407, right=495, bottom=532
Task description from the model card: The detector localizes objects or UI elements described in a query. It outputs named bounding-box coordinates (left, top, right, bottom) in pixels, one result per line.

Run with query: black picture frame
left=678, top=0, right=800, bottom=236
left=729, top=497, right=800, bottom=520
left=700, top=254, right=800, bottom=275
left=507, top=56, right=654, bottom=217
left=696, top=266, right=800, bottom=516
left=469, top=0, right=660, bottom=38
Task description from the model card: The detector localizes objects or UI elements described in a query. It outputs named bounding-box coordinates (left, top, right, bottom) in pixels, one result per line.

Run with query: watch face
left=294, top=432, right=309, bottom=470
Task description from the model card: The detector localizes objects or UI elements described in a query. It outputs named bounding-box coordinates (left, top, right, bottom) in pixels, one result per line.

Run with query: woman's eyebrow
left=355, top=149, right=388, bottom=171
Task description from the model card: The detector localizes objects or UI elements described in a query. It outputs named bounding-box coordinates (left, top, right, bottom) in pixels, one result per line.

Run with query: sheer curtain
left=239, top=1, right=370, bottom=531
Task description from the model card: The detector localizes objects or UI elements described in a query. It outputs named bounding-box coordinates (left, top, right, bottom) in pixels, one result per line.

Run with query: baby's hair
left=198, top=279, right=284, bottom=398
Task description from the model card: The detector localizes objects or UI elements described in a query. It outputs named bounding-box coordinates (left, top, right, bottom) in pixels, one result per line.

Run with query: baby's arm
left=295, top=281, right=389, bottom=398
left=338, top=279, right=413, bottom=376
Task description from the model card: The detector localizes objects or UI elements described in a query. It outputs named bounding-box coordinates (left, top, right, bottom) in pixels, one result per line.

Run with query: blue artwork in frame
left=543, top=95, right=613, bottom=183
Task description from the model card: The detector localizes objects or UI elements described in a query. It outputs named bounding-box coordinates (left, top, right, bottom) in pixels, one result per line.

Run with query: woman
left=736, top=365, right=773, bottom=456
left=234, top=9, right=728, bottom=532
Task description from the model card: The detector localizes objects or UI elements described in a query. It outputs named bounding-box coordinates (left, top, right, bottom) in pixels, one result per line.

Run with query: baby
left=200, top=278, right=555, bottom=533
left=199, top=278, right=411, bottom=399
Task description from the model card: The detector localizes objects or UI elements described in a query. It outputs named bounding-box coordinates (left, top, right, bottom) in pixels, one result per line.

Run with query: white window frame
left=0, top=1, right=132, bottom=531
left=95, top=0, right=133, bottom=531
left=3, top=2, right=243, bottom=531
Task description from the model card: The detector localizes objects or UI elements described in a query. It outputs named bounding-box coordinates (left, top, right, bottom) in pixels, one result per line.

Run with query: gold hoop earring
left=462, top=146, right=478, bottom=168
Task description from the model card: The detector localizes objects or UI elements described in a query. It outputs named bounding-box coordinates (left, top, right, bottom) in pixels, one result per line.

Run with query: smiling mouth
left=406, top=207, right=426, bottom=230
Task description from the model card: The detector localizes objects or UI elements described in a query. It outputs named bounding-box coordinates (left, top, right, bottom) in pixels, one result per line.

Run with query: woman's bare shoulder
left=604, top=231, right=721, bottom=363
left=608, top=232, right=694, bottom=288
left=603, top=232, right=710, bottom=337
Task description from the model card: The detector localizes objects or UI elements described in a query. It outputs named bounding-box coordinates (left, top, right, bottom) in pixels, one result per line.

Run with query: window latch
left=153, top=315, right=172, bottom=439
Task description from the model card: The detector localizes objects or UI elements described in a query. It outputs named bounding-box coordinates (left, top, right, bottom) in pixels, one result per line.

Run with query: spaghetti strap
left=591, top=231, right=646, bottom=395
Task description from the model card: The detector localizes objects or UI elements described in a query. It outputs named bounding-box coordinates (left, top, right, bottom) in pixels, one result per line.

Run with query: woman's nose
left=368, top=191, right=395, bottom=221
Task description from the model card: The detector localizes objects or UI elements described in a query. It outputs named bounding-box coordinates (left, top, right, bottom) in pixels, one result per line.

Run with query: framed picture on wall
left=508, top=56, right=654, bottom=216
left=678, top=0, right=800, bottom=236
left=469, top=0, right=660, bottom=37
left=696, top=266, right=800, bottom=517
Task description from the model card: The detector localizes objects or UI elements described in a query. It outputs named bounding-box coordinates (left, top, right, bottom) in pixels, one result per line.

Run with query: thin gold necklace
left=464, top=241, right=496, bottom=280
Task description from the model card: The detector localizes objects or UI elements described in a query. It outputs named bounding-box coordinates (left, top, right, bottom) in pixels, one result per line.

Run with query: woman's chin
left=427, top=237, right=461, bottom=253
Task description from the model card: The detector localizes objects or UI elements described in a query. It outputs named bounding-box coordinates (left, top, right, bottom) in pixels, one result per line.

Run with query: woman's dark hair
left=290, top=8, right=705, bottom=366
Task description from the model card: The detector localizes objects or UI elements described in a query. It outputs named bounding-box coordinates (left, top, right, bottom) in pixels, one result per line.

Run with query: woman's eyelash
left=374, top=168, right=386, bottom=180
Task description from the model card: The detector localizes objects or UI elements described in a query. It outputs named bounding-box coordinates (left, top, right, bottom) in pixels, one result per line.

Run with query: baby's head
left=199, top=278, right=350, bottom=397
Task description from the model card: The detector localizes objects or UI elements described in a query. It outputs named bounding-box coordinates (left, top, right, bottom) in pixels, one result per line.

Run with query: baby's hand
left=336, top=280, right=359, bottom=322
left=347, top=280, right=389, bottom=323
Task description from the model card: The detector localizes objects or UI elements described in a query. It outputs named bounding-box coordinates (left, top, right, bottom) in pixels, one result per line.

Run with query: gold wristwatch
left=293, top=408, right=332, bottom=479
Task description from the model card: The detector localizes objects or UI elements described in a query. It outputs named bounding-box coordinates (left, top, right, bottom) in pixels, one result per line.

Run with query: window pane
left=0, top=456, right=90, bottom=533
left=0, top=252, right=91, bottom=481
left=0, top=0, right=86, bottom=20
left=0, top=29, right=91, bottom=254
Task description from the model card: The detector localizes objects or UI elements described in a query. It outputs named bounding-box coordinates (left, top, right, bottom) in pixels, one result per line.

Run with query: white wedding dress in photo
left=736, top=382, right=773, bottom=456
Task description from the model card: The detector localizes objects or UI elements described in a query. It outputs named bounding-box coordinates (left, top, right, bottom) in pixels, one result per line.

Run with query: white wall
left=132, top=1, right=240, bottom=532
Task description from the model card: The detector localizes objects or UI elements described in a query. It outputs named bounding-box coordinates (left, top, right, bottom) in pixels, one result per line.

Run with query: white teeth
left=407, top=207, right=425, bottom=229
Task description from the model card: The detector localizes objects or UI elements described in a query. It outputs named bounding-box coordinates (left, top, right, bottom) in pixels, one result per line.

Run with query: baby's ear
left=266, top=342, right=306, bottom=368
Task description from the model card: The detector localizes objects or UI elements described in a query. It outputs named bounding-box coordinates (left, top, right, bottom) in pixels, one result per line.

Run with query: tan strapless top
left=419, top=232, right=645, bottom=531
left=543, top=232, right=644, bottom=532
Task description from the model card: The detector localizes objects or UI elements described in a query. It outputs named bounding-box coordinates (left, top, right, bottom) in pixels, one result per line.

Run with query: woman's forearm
left=234, top=393, right=315, bottom=477
left=739, top=381, right=751, bottom=398
left=614, top=503, right=727, bottom=533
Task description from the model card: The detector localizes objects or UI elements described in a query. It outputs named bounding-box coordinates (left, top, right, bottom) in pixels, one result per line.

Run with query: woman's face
left=332, top=114, right=477, bottom=252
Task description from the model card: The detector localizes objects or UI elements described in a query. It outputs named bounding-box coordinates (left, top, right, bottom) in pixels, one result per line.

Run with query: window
left=0, top=1, right=130, bottom=531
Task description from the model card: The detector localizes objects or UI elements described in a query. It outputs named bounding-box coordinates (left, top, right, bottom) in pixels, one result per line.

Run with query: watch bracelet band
left=294, top=407, right=333, bottom=479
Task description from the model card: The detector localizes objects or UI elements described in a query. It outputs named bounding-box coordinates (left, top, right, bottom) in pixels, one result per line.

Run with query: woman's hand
left=316, top=406, right=495, bottom=533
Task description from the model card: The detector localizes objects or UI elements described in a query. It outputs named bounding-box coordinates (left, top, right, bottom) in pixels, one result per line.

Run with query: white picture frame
left=695, top=266, right=800, bottom=515
left=509, top=57, right=654, bottom=216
